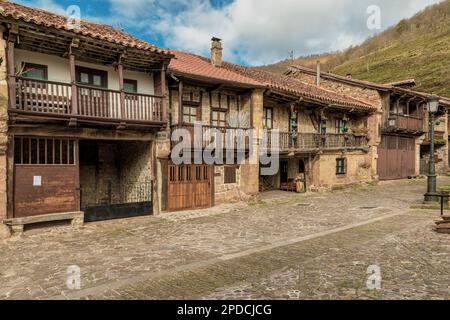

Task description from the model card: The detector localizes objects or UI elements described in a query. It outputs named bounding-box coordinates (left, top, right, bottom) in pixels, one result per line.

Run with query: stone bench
left=3, top=211, right=84, bottom=235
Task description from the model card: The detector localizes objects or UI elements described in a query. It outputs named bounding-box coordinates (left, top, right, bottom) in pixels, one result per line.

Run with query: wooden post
left=178, top=80, right=183, bottom=126
left=160, top=63, right=168, bottom=124
left=6, top=38, right=16, bottom=111
left=69, top=53, right=78, bottom=115
left=118, top=61, right=125, bottom=119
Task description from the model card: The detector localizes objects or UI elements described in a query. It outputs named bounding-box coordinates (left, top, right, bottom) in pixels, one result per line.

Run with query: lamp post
left=424, top=95, right=440, bottom=203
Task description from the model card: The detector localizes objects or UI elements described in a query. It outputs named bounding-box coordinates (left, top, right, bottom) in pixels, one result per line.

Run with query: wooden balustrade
left=12, top=77, right=164, bottom=125
left=266, top=131, right=368, bottom=151
left=390, top=113, right=423, bottom=132
left=171, top=125, right=251, bottom=150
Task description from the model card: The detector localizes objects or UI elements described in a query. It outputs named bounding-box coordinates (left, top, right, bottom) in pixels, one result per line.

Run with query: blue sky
left=14, top=0, right=442, bottom=66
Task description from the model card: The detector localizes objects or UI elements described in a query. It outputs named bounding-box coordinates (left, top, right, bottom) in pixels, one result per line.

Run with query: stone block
left=0, top=223, right=11, bottom=240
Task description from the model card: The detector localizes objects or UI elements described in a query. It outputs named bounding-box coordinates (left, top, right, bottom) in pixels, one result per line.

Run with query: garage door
left=378, top=135, right=415, bottom=180
left=13, top=137, right=79, bottom=218
left=167, top=164, right=213, bottom=211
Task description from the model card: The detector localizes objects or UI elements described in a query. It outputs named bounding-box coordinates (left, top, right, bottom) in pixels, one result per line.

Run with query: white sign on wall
left=33, top=176, right=42, bottom=187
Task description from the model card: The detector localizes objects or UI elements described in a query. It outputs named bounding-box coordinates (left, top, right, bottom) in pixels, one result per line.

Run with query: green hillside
left=259, top=0, right=450, bottom=97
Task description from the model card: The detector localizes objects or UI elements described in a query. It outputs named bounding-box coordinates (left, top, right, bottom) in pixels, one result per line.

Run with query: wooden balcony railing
left=11, top=77, right=164, bottom=125
left=266, top=132, right=368, bottom=151
left=171, top=125, right=252, bottom=150
left=388, top=113, right=424, bottom=132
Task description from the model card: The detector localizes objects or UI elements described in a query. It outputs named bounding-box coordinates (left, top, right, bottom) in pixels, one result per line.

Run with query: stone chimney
left=316, top=60, right=321, bottom=86
left=211, top=37, right=223, bottom=67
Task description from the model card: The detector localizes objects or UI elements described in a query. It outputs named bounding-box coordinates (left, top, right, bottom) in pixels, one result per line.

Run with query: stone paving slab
left=0, top=178, right=447, bottom=300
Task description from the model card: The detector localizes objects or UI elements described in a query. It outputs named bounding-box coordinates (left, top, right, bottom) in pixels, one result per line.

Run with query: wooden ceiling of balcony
left=10, top=23, right=169, bottom=73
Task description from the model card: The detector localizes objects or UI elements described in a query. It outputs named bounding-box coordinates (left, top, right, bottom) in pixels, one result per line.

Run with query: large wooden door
left=167, top=164, right=213, bottom=211
left=13, top=137, right=79, bottom=218
left=378, top=135, right=415, bottom=180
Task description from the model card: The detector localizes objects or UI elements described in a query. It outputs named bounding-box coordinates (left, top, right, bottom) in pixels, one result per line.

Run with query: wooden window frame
left=336, top=119, right=348, bottom=134
left=336, top=158, right=347, bottom=176
left=211, top=109, right=227, bottom=128
left=76, top=66, right=108, bottom=88
left=224, top=166, right=237, bottom=184
left=22, top=62, right=48, bottom=81
left=124, top=79, right=138, bottom=93
left=14, top=137, right=76, bottom=166
left=263, top=107, right=273, bottom=129
left=182, top=102, right=199, bottom=125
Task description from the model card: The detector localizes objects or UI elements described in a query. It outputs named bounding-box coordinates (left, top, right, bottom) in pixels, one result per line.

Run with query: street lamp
left=424, top=95, right=440, bottom=203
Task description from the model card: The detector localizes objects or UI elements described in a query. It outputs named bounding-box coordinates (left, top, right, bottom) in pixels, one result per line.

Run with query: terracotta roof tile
left=0, top=0, right=171, bottom=56
left=223, top=62, right=377, bottom=112
left=168, top=50, right=263, bottom=88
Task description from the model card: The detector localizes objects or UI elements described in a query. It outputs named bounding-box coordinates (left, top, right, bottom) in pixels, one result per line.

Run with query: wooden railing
left=266, top=132, right=368, bottom=151
left=12, top=77, right=164, bottom=124
left=171, top=125, right=252, bottom=150
left=389, top=113, right=423, bottom=132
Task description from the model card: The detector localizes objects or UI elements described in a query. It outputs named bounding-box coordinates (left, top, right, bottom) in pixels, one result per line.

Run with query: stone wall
left=293, top=72, right=384, bottom=110
left=80, top=141, right=153, bottom=206
left=0, top=28, right=8, bottom=221
left=310, top=151, right=373, bottom=190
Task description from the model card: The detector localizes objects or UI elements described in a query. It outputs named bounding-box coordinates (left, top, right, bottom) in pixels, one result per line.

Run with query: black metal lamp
left=424, top=95, right=440, bottom=203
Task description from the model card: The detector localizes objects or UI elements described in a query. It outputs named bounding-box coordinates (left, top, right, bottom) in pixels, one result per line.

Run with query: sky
left=13, top=0, right=443, bottom=66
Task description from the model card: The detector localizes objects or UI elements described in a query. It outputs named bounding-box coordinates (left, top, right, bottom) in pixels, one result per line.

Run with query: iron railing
left=80, top=180, right=152, bottom=209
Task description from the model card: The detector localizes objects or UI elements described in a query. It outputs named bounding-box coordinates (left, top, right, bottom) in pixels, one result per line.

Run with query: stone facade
left=0, top=28, right=8, bottom=221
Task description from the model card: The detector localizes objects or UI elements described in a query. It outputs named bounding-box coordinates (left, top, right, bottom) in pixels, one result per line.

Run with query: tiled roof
left=223, top=62, right=377, bottom=112
left=287, top=65, right=390, bottom=91
left=0, top=0, right=171, bottom=56
left=168, top=50, right=263, bottom=88
left=288, top=65, right=450, bottom=107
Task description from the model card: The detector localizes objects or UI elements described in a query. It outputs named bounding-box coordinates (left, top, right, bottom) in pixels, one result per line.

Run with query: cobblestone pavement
left=0, top=178, right=449, bottom=300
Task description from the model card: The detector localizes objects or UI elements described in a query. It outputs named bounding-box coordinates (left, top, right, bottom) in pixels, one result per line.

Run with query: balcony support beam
left=118, top=54, right=126, bottom=120
left=160, top=62, right=168, bottom=126
left=6, top=29, right=17, bottom=111
left=69, top=52, right=78, bottom=119
left=178, top=80, right=183, bottom=126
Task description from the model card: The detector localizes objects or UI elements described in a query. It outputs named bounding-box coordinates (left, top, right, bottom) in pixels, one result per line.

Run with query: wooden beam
left=6, top=33, right=16, bottom=111
left=160, top=62, right=168, bottom=126
left=69, top=46, right=78, bottom=117
left=118, top=54, right=126, bottom=119
left=178, top=80, right=183, bottom=126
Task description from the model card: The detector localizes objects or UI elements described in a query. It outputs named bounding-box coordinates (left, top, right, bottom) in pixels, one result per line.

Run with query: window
left=211, top=110, right=227, bottom=127
left=14, top=137, right=76, bottom=165
left=320, top=119, right=327, bottom=134
left=22, top=63, right=48, bottom=80
left=336, top=158, right=347, bottom=176
left=263, top=108, right=273, bottom=129
left=337, top=120, right=348, bottom=134
left=183, top=105, right=198, bottom=124
left=124, top=79, right=138, bottom=93
left=76, top=67, right=108, bottom=88
left=224, top=166, right=237, bottom=184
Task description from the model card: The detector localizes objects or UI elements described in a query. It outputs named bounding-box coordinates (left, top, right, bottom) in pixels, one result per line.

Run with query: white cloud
left=16, top=0, right=444, bottom=65
left=148, top=0, right=443, bottom=65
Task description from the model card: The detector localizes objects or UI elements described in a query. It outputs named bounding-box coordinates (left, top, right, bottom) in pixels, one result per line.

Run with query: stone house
left=223, top=61, right=379, bottom=193
left=0, top=1, right=173, bottom=231
left=286, top=65, right=450, bottom=180
left=0, top=1, right=433, bottom=226
left=156, top=46, right=265, bottom=211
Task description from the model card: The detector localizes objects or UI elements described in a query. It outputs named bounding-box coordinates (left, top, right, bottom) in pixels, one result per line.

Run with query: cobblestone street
left=0, top=178, right=449, bottom=300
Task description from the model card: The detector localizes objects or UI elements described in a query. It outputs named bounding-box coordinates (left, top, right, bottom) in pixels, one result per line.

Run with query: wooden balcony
left=9, top=77, right=165, bottom=128
left=265, top=132, right=368, bottom=152
left=384, top=113, right=424, bottom=134
left=171, top=125, right=252, bottom=151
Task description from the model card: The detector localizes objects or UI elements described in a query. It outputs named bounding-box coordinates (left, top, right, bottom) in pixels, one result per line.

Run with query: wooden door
left=280, top=161, right=289, bottom=184
left=378, top=135, right=415, bottom=180
left=13, top=137, right=79, bottom=218
left=167, top=164, right=213, bottom=211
